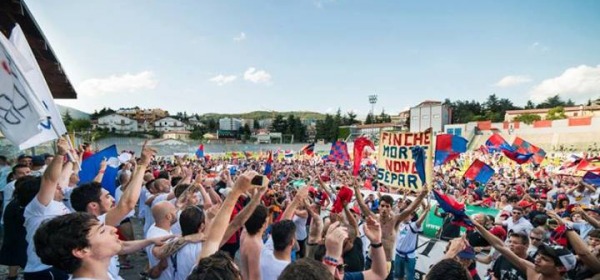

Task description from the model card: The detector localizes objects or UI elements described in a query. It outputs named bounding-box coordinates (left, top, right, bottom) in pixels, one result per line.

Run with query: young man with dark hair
left=241, top=205, right=269, bottom=280
left=261, top=220, right=297, bottom=279
left=473, top=218, right=575, bottom=280
left=427, top=259, right=472, bottom=280
left=34, top=212, right=121, bottom=279
left=2, top=164, right=30, bottom=218
left=70, top=142, right=157, bottom=280
left=498, top=206, right=533, bottom=235
left=162, top=205, right=205, bottom=280
left=277, top=258, right=334, bottom=280
left=353, top=182, right=429, bottom=279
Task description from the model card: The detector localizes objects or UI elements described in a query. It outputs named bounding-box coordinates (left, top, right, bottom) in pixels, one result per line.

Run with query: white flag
left=0, top=32, right=49, bottom=148
left=10, top=24, right=67, bottom=150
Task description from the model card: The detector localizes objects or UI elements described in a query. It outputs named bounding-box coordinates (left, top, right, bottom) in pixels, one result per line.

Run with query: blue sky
left=26, top=0, right=600, bottom=116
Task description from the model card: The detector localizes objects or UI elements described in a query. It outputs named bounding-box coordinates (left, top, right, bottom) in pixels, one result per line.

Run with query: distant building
left=117, top=108, right=169, bottom=131
left=344, top=123, right=404, bottom=142
left=391, top=110, right=410, bottom=130
left=409, top=100, right=451, bottom=133
left=154, top=117, right=187, bottom=132
left=163, top=131, right=191, bottom=140
left=241, top=119, right=255, bottom=130
left=219, top=118, right=242, bottom=131
left=504, top=105, right=600, bottom=122
left=97, top=114, right=138, bottom=134
left=258, top=119, right=273, bottom=129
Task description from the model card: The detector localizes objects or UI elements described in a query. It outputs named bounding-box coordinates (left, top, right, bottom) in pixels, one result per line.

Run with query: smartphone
left=251, top=175, right=264, bottom=186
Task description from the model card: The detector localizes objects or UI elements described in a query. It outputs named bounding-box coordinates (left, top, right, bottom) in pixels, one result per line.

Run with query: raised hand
left=325, top=221, right=348, bottom=258
left=363, top=216, right=382, bottom=243
left=56, top=138, right=69, bottom=156
left=140, top=141, right=157, bottom=166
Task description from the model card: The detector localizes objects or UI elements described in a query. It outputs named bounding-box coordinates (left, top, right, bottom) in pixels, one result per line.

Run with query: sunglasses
left=529, top=236, right=542, bottom=241
left=380, top=204, right=391, bottom=208
left=512, top=212, right=522, bottom=215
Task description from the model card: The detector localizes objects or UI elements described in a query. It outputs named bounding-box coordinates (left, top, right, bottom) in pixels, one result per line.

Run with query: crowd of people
left=0, top=137, right=598, bottom=280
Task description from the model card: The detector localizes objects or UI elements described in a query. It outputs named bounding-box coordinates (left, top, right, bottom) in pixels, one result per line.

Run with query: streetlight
left=368, top=94, right=378, bottom=116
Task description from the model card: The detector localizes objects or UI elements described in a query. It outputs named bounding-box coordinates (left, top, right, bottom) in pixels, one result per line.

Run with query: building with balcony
left=117, top=108, right=169, bottom=130
left=154, top=117, right=187, bottom=132
left=97, top=114, right=138, bottom=134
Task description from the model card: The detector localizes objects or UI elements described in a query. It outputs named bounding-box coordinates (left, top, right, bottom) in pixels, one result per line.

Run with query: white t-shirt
left=165, top=242, right=203, bottom=280
left=62, top=185, right=76, bottom=212
left=568, top=189, right=593, bottom=206
left=115, top=186, right=135, bottom=218
left=395, top=221, right=422, bottom=259
left=502, top=217, right=533, bottom=235
left=138, top=187, right=149, bottom=219
left=24, top=198, right=71, bottom=272
left=259, top=246, right=290, bottom=280
left=146, top=225, right=172, bottom=280
left=97, top=214, right=123, bottom=280
left=293, top=215, right=308, bottom=241
left=144, top=193, right=170, bottom=235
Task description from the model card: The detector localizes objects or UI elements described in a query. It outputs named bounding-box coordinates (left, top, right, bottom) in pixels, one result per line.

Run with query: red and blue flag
left=433, top=190, right=473, bottom=229
left=195, top=144, right=204, bottom=158
left=512, top=137, right=545, bottom=166
left=583, top=171, right=600, bottom=186
left=464, top=159, right=495, bottom=184
left=264, top=151, right=273, bottom=178
left=486, top=134, right=533, bottom=164
left=325, top=141, right=350, bottom=164
left=300, top=143, right=315, bottom=156
left=434, top=134, right=468, bottom=166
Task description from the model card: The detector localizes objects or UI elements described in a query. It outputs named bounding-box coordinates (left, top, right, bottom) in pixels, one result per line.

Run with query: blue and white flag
left=79, top=145, right=120, bottom=196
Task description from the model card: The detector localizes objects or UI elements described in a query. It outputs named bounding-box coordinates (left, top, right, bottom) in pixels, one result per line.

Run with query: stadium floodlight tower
left=368, top=94, right=378, bottom=117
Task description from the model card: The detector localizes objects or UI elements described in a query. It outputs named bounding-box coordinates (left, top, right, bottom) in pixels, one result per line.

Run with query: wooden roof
left=0, top=0, right=76, bottom=99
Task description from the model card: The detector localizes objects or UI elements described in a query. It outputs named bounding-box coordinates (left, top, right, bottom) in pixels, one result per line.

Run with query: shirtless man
left=353, top=182, right=428, bottom=279
left=240, top=205, right=269, bottom=280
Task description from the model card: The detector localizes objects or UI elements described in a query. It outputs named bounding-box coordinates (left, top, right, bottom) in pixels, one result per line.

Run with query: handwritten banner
left=376, top=131, right=433, bottom=190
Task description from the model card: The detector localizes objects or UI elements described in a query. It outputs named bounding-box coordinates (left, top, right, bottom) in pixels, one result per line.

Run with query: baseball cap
left=457, top=246, right=476, bottom=260
left=536, top=244, right=576, bottom=271
left=31, top=156, right=45, bottom=166
left=349, top=204, right=361, bottom=215
left=489, top=225, right=507, bottom=241
left=518, top=200, right=533, bottom=208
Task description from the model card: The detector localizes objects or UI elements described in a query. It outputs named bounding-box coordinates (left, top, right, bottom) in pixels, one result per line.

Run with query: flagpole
left=47, top=117, right=81, bottom=169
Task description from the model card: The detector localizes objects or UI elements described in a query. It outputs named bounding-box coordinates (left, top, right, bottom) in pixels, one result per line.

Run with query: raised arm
left=281, top=186, right=309, bottom=221
left=92, top=159, right=107, bottom=183
left=219, top=185, right=268, bottom=247
left=548, top=210, right=600, bottom=273
left=472, top=219, right=534, bottom=273
left=105, top=142, right=155, bottom=226
left=38, top=138, right=69, bottom=206
left=58, top=161, right=74, bottom=188
left=415, top=203, right=431, bottom=228
left=395, top=187, right=429, bottom=225
left=351, top=178, right=375, bottom=218
left=581, top=210, right=600, bottom=229
left=198, top=171, right=257, bottom=260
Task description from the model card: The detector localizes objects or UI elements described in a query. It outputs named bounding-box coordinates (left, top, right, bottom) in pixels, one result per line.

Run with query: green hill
left=200, top=111, right=326, bottom=120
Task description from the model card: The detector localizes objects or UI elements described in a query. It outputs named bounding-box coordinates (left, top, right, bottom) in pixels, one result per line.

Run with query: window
left=422, top=115, right=429, bottom=119
left=433, top=114, right=440, bottom=119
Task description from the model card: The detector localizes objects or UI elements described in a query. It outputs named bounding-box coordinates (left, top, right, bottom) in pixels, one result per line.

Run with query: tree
left=365, top=113, right=374, bottom=124
left=536, top=95, right=570, bottom=109
left=63, top=110, right=73, bottom=127
left=271, top=115, right=287, bottom=133
left=524, top=100, right=536, bottom=109
left=68, top=119, right=92, bottom=132
left=253, top=119, right=260, bottom=130
left=513, top=113, right=541, bottom=124
left=376, top=108, right=391, bottom=123
left=546, top=106, right=567, bottom=120
left=346, top=111, right=358, bottom=125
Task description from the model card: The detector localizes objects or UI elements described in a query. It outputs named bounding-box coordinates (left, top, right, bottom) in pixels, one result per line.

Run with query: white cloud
left=529, top=64, right=600, bottom=103
left=77, top=71, right=158, bottom=96
left=233, top=32, right=246, bottom=42
left=494, top=75, right=532, bottom=87
left=529, top=41, right=549, bottom=52
left=208, top=74, right=237, bottom=86
left=244, top=67, right=272, bottom=84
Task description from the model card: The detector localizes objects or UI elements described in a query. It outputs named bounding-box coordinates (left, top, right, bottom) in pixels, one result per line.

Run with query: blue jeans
left=394, top=255, right=416, bottom=280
